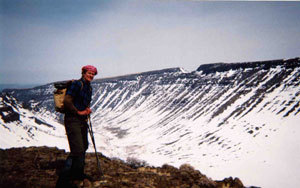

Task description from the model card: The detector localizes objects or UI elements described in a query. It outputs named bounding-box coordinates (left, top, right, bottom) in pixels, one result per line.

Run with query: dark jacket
left=64, top=78, right=92, bottom=119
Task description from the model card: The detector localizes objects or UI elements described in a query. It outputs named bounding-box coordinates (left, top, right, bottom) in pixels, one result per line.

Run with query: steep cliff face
left=87, top=57, right=299, bottom=161
left=1, top=57, right=299, bottom=188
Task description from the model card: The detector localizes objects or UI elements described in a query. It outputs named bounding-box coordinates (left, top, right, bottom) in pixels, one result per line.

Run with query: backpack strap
left=78, top=80, right=84, bottom=91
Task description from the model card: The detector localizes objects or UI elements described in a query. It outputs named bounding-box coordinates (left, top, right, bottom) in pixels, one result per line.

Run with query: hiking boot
left=56, top=176, right=77, bottom=188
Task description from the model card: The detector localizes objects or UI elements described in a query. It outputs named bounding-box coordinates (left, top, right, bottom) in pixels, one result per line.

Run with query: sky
left=1, top=0, right=300, bottom=85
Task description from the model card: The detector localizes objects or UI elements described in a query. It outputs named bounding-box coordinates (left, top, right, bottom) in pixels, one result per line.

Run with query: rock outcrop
left=0, top=146, right=248, bottom=188
left=0, top=106, right=20, bottom=123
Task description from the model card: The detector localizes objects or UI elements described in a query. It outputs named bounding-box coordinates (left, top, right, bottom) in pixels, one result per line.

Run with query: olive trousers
left=64, top=115, right=89, bottom=157
left=58, top=115, right=89, bottom=183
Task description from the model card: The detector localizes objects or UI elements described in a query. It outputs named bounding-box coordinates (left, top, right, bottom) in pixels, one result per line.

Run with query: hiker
left=56, top=65, right=97, bottom=187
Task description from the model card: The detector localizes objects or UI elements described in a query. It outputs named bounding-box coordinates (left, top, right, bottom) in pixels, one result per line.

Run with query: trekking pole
left=87, top=115, right=103, bottom=176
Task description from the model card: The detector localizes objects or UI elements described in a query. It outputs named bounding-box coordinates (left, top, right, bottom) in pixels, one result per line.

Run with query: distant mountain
left=1, top=57, right=299, bottom=188
left=0, top=84, right=42, bottom=92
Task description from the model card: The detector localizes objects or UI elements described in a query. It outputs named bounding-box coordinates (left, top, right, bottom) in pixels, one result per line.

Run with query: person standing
left=56, top=65, right=98, bottom=187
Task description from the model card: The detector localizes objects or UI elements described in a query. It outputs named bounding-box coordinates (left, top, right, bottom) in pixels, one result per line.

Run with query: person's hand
left=77, top=108, right=92, bottom=116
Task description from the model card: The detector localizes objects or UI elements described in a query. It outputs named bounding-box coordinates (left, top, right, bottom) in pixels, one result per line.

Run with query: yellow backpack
left=53, top=80, right=83, bottom=113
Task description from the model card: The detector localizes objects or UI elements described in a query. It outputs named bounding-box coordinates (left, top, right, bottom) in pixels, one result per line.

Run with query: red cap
left=82, top=65, right=98, bottom=75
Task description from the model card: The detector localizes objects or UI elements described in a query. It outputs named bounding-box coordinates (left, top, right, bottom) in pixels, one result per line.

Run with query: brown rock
left=0, top=147, right=250, bottom=188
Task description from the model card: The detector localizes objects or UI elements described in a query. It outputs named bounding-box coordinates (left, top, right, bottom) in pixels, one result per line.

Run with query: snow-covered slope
left=1, top=58, right=300, bottom=188
left=0, top=93, right=68, bottom=149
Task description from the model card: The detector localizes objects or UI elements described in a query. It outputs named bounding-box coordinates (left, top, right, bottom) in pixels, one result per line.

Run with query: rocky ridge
left=0, top=146, right=251, bottom=188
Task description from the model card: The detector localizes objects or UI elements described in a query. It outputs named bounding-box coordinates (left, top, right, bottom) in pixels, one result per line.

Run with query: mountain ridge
left=196, top=57, right=300, bottom=74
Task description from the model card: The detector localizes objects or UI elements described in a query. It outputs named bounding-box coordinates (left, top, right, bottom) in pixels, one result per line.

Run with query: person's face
left=83, top=70, right=95, bottom=82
